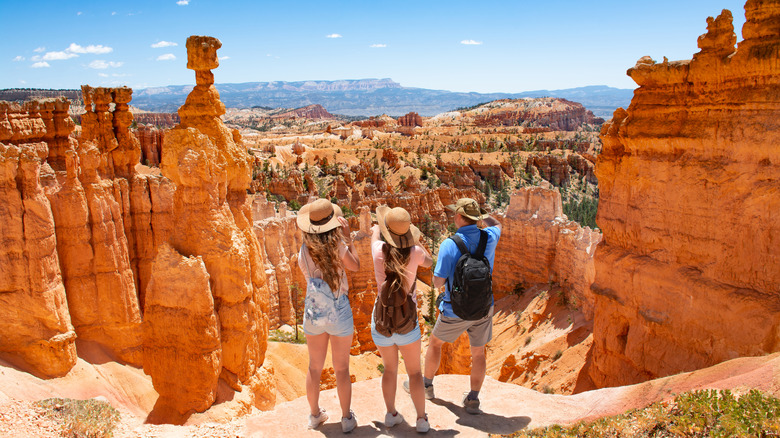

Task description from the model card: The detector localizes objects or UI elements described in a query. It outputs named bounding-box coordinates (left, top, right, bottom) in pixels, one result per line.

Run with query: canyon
left=0, top=1, right=778, bottom=435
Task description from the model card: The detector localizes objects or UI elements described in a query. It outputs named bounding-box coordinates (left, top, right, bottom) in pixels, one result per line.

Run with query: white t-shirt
left=371, top=240, right=427, bottom=303
left=298, top=242, right=350, bottom=298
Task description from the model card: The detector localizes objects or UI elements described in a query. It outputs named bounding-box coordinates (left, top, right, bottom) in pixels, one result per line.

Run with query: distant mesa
left=0, top=81, right=632, bottom=119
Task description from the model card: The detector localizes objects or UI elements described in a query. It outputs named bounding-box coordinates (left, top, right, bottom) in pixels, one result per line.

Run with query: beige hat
left=296, top=198, right=343, bottom=234
left=445, top=198, right=488, bottom=221
left=377, top=206, right=421, bottom=249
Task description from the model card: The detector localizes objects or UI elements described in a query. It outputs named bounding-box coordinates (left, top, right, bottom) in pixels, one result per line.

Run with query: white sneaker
left=384, top=411, right=404, bottom=427
left=308, top=409, right=328, bottom=429
left=416, top=415, right=430, bottom=433
left=341, top=410, right=357, bottom=433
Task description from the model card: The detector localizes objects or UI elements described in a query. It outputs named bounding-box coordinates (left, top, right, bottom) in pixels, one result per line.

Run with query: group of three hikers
left=296, top=197, right=501, bottom=433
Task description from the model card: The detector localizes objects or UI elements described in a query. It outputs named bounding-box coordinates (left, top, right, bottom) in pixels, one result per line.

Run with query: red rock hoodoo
left=591, top=2, right=780, bottom=387
left=144, top=35, right=274, bottom=417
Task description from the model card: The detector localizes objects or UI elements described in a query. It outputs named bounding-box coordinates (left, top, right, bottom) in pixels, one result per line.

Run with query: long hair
left=381, top=236, right=412, bottom=298
left=303, top=228, right=344, bottom=293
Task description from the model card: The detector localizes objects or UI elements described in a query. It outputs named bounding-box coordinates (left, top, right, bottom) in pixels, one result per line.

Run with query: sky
left=1, top=0, right=749, bottom=93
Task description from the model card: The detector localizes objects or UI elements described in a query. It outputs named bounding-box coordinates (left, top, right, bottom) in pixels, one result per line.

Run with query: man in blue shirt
left=411, top=197, right=501, bottom=414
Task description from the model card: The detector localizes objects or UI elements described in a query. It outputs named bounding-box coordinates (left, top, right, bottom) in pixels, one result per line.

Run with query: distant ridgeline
left=1, top=80, right=634, bottom=118
left=0, top=88, right=83, bottom=104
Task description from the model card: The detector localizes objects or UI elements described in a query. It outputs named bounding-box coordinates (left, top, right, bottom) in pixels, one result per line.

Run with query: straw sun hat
left=377, top=206, right=421, bottom=249
left=296, top=198, right=343, bottom=234
left=445, top=197, right=488, bottom=221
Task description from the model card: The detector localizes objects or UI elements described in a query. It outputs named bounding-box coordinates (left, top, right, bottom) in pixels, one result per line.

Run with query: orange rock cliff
left=0, top=36, right=275, bottom=419
left=591, top=1, right=780, bottom=387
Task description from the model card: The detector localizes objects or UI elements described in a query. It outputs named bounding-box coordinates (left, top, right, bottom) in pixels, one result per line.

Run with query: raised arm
left=339, top=216, right=360, bottom=271
left=482, top=215, right=502, bottom=231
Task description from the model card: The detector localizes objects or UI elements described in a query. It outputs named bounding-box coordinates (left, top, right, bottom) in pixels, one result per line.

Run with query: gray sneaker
left=462, top=393, right=480, bottom=414
left=416, top=415, right=430, bottom=433
left=403, top=379, right=435, bottom=400
left=341, top=410, right=357, bottom=433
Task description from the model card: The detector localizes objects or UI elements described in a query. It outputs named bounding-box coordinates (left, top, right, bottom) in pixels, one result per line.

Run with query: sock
left=423, top=377, right=433, bottom=387
left=467, top=390, right=479, bottom=400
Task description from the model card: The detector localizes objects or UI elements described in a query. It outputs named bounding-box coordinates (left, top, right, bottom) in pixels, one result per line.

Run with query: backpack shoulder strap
left=449, top=234, right=470, bottom=256
left=475, top=230, right=488, bottom=258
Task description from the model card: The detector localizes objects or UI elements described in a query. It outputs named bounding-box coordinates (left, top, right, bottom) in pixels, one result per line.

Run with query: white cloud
left=156, top=53, right=176, bottom=61
left=177, top=0, right=189, bottom=4
left=67, top=43, right=113, bottom=54
left=220, top=55, right=230, bottom=60
left=89, top=60, right=123, bottom=69
left=326, top=33, right=342, bottom=39
left=31, top=61, right=50, bottom=68
left=33, top=47, right=45, bottom=53
left=370, top=44, right=387, bottom=48
left=151, top=40, right=178, bottom=48
left=43, top=51, right=78, bottom=61
left=98, top=73, right=109, bottom=77
left=77, top=11, right=82, bottom=16
left=19, top=80, right=26, bottom=84
left=460, top=40, right=482, bottom=45
left=111, top=11, right=117, bottom=15
left=13, top=56, right=24, bottom=61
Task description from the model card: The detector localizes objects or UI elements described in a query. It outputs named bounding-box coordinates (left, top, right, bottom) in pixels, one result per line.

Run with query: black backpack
left=447, top=231, right=492, bottom=320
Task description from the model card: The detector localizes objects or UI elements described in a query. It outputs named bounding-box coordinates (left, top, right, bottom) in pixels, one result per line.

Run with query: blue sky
left=1, top=0, right=748, bottom=93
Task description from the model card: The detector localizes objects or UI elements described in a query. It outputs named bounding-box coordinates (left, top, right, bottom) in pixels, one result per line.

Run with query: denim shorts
left=303, top=280, right=354, bottom=338
left=370, top=311, right=422, bottom=347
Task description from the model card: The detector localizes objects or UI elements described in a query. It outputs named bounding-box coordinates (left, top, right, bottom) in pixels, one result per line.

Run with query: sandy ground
left=1, top=349, right=778, bottom=437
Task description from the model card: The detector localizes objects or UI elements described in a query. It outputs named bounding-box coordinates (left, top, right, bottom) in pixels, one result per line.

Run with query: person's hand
left=338, top=216, right=352, bottom=242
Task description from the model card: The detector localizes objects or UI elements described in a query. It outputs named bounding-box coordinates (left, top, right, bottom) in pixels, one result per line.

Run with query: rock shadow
left=431, top=398, right=531, bottom=435
left=145, top=398, right=193, bottom=425
left=311, top=421, right=459, bottom=437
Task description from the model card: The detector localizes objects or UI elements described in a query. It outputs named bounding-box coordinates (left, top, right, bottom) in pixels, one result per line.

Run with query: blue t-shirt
left=434, top=224, right=501, bottom=318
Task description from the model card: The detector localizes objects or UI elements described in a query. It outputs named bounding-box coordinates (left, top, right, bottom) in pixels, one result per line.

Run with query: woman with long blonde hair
left=370, top=206, right=433, bottom=433
left=296, top=198, right=360, bottom=432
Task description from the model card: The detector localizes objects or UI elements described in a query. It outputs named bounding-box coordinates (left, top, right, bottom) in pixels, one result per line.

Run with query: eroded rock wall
left=493, top=187, right=601, bottom=318
left=0, top=141, right=76, bottom=378
left=591, top=2, right=780, bottom=387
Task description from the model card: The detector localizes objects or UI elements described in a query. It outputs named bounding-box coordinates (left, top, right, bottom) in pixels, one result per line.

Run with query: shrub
left=505, top=389, right=780, bottom=437
left=37, top=398, right=120, bottom=438
left=268, top=329, right=306, bottom=344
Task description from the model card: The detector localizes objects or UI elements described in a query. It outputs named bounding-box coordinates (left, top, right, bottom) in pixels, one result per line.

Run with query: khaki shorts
left=431, top=306, right=494, bottom=347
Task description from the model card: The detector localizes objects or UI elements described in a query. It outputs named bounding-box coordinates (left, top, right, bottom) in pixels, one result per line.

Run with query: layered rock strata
left=493, top=187, right=601, bottom=318
left=0, top=141, right=76, bottom=378
left=591, top=2, right=780, bottom=387
left=48, top=144, right=143, bottom=365
left=80, top=86, right=141, bottom=179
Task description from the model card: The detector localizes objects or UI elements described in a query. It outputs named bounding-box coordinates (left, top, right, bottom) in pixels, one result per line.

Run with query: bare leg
left=376, top=344, right=399, bottom=415
left=399, top=339, right=425, bottom=419
left=305, top=333, right=330, bottom=416
left=330, top=334, right=354, bottom=418
left=423, top=334, right=444, bottom=380
left=470, top=345, right=487, bottom=392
